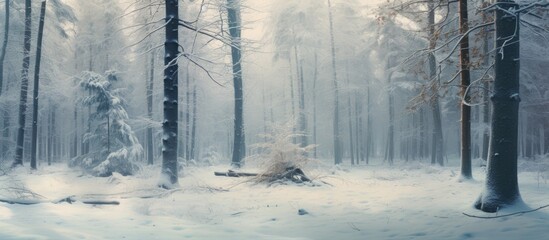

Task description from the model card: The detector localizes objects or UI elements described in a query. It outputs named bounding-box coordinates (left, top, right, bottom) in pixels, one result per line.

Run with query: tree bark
left=312, top=52, right=318, bottom=159
left=327, top=0, right=342, bottom=165
left=428, top=0, right=444, bottom=166
left=147, top=49, right=155, bottom=165
left=228, top=0, right=245, bottom=168
left=30, top=1, right=47, bottom=170
left=458, top=0, right=472, bottom=179
left=13, top=0, right=32, bottom=167
left=0, top=0, right=9, bottom=95
left=475, top=0, right=522, bottom=213
left=190, top=79, right=197, bottom=160
left=161, top=0, right=179, bottom=186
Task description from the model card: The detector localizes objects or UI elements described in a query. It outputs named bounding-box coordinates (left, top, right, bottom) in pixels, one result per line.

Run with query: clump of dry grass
left=247, top=121, right=316, bottom=184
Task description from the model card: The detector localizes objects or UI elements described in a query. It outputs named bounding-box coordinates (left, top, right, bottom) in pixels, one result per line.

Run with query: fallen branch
left=463, top=204, right=549, bottom=219
left=214, top=170, right=258, bottom=177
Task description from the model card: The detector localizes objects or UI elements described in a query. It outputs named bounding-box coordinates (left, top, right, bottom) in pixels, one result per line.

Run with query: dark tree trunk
left=458, top=0, right=472, bottom=179
left=0, top=0, right=9, bottom=95
left=0, top=0, right=10, bottom=158
left=147, top=50, right=155, bottom=165
left=428, top=0, right=444, bottom=166
left=30, top=1, right=47, bottom=170
left=161, top=0, right=179, bottom=186
left=13, top=0, right=32, bottom=167
left=481, top=0, right=492, bottom=161
left=475, top=0, right=522, bottom=213
left=228, top=0, right=245, bottom=168
left=328, top=0, right=342, bottom=165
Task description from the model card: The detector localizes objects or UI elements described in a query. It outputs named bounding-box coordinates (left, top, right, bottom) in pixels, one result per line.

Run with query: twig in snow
left=462, top=204, right=549, bottom=219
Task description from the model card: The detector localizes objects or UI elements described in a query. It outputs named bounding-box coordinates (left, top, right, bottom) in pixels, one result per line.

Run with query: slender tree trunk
left=71, top=107, right=77, bottom=158
left=0, top=0, right=9, bottom=95
left=147, top=49, right=155, bottom=165
left=228, top=0, right=245, bottom=167
left=458, top=0, right=472, bottom=179
left=161, top=0, right=179, bottom=186
left=185, top=71, right=191, bottom=161
left=346, top=69, right=354, bottom=165
left=428, top=0, right=444, bottom=166
left=288, top=57, right=296, bottom=140
left=30, top=1, right=47, bottom=170
left=298, top=59, right=307, bottom=148
left=47, top=106, right=52, bottom=166
left=13, top=0, right=32, bottom=167
left=327, top=0, right=342, bottom=165
left=356, top=91, right=363, bottom=162
left=190, top=80, right=197, bottom=160
left=475, top=0, right=522, bottom=212
left=481, top=0, right=491, bottom=161
left=312, top=52, right=318, bottom=159
left=366, top=86, right=371, bottom=164
left=387, top=70, right=394, bottom=165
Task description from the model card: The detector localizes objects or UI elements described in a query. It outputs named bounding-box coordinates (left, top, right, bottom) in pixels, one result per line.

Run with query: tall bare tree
left=161, top=0, right=180, bottom=187
left=12, top=0, right=32, bottom=167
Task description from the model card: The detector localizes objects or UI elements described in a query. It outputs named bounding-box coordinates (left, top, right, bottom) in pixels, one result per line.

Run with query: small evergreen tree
left=70, top=71, right=143, bottom=176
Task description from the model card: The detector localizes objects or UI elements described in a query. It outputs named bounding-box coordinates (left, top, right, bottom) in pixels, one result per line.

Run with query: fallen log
left=214, top=170, right=258, bottom=177
left=214, top=167, right=312, bottom=184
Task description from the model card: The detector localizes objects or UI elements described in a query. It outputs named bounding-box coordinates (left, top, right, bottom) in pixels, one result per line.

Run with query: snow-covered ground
left=0, top=159, right=548, bottom=240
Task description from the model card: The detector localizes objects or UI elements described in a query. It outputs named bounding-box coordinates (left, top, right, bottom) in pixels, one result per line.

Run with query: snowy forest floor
left=0, top=159, right=548, bottom=240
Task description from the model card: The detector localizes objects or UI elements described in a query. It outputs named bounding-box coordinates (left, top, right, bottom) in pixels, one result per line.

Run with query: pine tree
left=70, top=71, right=143, bottom=176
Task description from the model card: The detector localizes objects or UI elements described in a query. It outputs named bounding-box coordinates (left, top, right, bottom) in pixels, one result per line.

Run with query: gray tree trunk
left=147, top=49, right=155, bottom=165
left=190, top=80, right=197, bottom=160
left=30, top=1, right=47, bottom=170
left=327, top=0, right=342, bottom=165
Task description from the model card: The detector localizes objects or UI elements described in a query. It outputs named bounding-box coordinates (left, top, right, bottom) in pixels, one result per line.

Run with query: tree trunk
left=147, top=49, right=155, bottom=165
left=428, top=0, right=444, bottom=166
left=161, top=0, right=179, bottom=187
left=298, top=59, right=307, bottom=148
left=366, top=86, right=371, bottom=164
left=185, top=71, right=191, bottom=161
left=481, top=0, right=492, bottom=161
left=387, top=70, right=394, bottom=165
left=190, top=79, right=197, bottom=160
left=458, top=0, right=472, bottom=179
left=312, top=52, right=318, bottom=159
left=30, top=1, right=47, bottom=170
left=346, top=70, right=355, bottom=165
left=0, top=0, right=9, bottom=95
left=327, top=0, right=342, bottom=165
left=228, top=0, right=245, bottom=168
left=475, top=0, right=522, bottom=213
left=13, top=0, right=32, bottom=167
